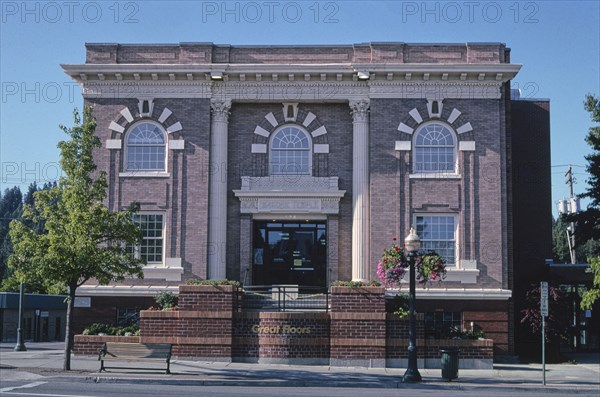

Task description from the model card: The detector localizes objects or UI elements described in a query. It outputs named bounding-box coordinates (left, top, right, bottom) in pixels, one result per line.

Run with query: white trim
left=252, top=143, right=267, bottom=153
left=395, top=141, right=411, bottom=151
left=456, top=122, right=473, bottom=134
left=386, top=288, right=511, bottom=300
left=397, top=123, right=414, bottom=134
left=254, top=125, right=270, bottom=138
left=120, top=107, right=134, bottom=123
left=409, top=173, right=461, bottom=179
left=169, top=139, right=185, bottom=150
left=119, top=171, right=170, bottom=178
left=166, top=122, right=183, bottom=133
left=143, top=265, right=183, bottom=282
left=313, top=144, right=329, bottom=153
left=311, top=125, right=327, bottom=138
left=459, top=141, right=476, bottom=151
left=106, top=139, right=122, bottom=149
left=76, top=285, right=179, bottom=297
left=408, top=108, right=423, bottom=124
left=109, top=121, right=124, bottom=133
left=303, top=112, right=317, bottom=127
left=444, top=267, right=479, bottom=284
left=447, top=108, right=461, bottom=124
left=158, top=108, right=172, bottom=123
left=265, top=112, right=278, bottom=127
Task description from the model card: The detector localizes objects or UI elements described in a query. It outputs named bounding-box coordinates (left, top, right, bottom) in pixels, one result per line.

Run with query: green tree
left=0, top=186, right=23, bottom=283
left=553, top=217, right=600, bottom=264
left=8, top=107, right=144, bottom=370
left=565, top=94, right=600, bottom=309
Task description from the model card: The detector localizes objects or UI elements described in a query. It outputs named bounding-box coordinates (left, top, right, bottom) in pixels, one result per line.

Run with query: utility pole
left=564, top=166, right=578, bottom=264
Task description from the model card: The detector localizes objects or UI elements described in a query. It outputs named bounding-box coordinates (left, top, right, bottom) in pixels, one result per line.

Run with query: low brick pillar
left=173, top=285, right=237, bottom=359
left=233, top=312, right=329, bottom=365
left=73, top=335, right=140, bottom=356
left=329, top=286, right=386, bottom=367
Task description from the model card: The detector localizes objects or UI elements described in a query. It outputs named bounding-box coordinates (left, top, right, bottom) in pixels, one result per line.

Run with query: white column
left=349, top=99, right=370, bottom=281
left=208, top=99, right=232, bottom=279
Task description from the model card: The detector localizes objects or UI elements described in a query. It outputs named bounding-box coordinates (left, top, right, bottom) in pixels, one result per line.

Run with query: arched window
left=125, top=122, right=166, bottom=171
left=414, top=122, right=456, bottom=173
left=269, top=125, right=311, bottom=175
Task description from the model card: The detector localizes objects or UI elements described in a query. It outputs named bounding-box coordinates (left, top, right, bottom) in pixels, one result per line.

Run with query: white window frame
left=413, top=213, right=459, bottom=267
left=412, top=121, right=458, bottom=177
left=123, top=120, right=168, bottom=174
left=268, top=124, right=313, bottom=176
left=130, top=212, right=165, bottom=265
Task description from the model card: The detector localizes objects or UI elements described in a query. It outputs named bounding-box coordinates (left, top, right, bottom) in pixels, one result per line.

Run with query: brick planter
left=73, top=335, right=140, bottom=356
left=72, top=284, right=495, bottom=369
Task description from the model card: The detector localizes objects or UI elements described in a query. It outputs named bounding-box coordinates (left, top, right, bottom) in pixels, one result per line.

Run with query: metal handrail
left=242, top=285, right=329, bottom=312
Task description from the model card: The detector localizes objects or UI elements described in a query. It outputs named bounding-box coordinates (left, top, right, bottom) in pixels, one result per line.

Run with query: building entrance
left=252, top=221, right=327, bottom=287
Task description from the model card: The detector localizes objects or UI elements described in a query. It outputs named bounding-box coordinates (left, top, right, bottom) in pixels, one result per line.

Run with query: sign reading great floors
left=251, top=325, right=312, bottom=334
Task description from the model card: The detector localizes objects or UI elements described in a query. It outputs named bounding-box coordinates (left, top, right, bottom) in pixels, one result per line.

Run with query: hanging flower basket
left=376, top=237, right=447, bottom=287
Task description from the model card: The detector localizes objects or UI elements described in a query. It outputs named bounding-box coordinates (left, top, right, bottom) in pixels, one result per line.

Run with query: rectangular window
left=415, top=215, right=456, bottom=265
left=424, top=311, right=462, bottom=339
left=129, top=214, right=164, bottom=264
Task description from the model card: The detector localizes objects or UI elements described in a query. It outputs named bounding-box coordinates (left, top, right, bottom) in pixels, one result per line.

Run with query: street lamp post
left=14, top=282, right=27, bottom=351
left=402, top=227, right=421, bottom=383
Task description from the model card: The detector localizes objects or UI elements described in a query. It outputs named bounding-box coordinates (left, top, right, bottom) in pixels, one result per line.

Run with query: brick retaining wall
left=74, top=285, right=495, bottom=368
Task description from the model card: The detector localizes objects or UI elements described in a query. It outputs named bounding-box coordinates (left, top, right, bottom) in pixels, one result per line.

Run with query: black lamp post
left=402, top=227, right=421, bottom=383
left=14, top=282, right=27, bottom=351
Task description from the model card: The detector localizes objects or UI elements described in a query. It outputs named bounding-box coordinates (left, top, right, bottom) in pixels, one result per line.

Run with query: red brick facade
left=63, top=42, right=552, bottom=360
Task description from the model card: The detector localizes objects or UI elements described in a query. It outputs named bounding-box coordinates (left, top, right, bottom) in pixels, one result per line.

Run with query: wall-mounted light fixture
left=210, top=71, right=224, bottom=80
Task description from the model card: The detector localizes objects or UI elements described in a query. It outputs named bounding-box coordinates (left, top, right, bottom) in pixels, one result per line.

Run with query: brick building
left=62, top=42, right=551, bottom=357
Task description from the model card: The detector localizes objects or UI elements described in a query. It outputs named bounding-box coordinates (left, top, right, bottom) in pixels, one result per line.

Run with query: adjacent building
left=63, top=42, right=552, bottom=356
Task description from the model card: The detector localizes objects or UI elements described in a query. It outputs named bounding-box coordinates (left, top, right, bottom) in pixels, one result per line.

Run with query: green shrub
left=82, top=323, right=140, bottom=336
left=82, top=323, right=110, bottom=335
left=154, top=291, right=178, bottom=310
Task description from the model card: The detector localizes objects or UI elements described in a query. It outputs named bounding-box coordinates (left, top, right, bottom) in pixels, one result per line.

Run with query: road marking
left=1, top=393, right=97, bottom=397
left=0, top=381, right=98, bottom=397
left=0, top=382, right=46, bottom=393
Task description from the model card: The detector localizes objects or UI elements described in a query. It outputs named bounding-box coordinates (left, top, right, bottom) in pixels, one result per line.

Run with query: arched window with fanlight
left=269, top=125, right=312, bottom=175
left=413, top=122, right=457, bottom=173
left=124, top=122, right=167, bottom=172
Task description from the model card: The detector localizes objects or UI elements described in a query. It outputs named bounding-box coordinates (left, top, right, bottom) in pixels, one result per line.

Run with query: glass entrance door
left=252, top=221, right=327, bottom=287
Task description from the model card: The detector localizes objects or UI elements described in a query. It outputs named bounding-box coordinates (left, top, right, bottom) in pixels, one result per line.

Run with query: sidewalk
left=1, top=342, right=599, bottom=393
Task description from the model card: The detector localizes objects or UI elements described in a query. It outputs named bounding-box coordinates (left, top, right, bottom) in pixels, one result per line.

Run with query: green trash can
left=440, top=348, right=459, bottom=381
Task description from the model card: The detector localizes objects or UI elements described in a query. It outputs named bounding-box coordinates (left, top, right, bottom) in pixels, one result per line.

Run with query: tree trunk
left=63, top=285, right=76, bottom=371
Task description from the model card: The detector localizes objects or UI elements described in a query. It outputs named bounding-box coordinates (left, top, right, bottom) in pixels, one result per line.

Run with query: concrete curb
left=34, top=373, right=597, bottom=393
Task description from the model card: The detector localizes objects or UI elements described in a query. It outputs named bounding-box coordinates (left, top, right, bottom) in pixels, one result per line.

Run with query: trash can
left=440, top=348, right=459, bottom=381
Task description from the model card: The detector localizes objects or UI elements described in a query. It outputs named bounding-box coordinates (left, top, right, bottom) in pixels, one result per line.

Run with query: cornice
left=62, top=62, right=520, bottom=85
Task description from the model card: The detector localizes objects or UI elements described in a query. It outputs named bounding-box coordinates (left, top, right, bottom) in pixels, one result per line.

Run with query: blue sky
left=1, top=0, right=599, bottom=215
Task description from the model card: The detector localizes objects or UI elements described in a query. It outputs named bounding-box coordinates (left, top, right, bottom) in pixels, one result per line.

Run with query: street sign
left=540, top=281, right=549, bottom=317
left=540, top=281, right=548, bottom=386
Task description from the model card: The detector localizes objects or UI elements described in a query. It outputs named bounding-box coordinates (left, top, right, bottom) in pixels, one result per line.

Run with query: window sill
left=444, top=267, right=479, bottom=284
left=143, top=265, right=184, bottom=282
left=119, top=172, right=170, bottom=178
left=409, top=173, right=461, bottom=180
